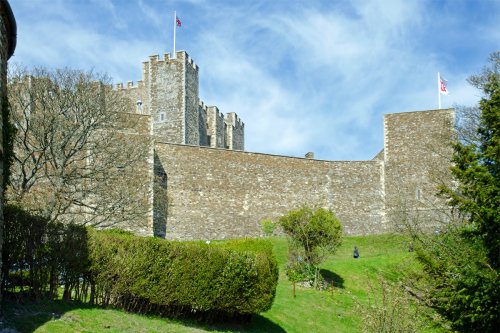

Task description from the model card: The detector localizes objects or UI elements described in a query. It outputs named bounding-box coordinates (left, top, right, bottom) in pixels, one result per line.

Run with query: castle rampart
left=154, top=142, right=386, bottom=239
left=151, top=108, right=454, bottom=240
left=383, top=109, right=454, bottom=214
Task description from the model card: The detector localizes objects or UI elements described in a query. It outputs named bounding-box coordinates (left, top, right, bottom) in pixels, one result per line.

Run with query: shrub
left=261, top=219, right=277, bottom=237
left=279, top=205, right=342, bottom=288
left=358, top=278, right=428, bottom=333
left=1, top=205, right=89, bottom=300
left=88, top=230, right=279, bottom=320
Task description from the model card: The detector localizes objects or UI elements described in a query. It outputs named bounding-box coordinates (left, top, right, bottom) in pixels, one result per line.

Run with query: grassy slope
left=2, top=234, right=443, bottom=333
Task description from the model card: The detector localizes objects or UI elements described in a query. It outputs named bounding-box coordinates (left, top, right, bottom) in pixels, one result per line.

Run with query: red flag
left=176, top=17, right=181, bottom=27
left=439, top=76, right=448, bottom=95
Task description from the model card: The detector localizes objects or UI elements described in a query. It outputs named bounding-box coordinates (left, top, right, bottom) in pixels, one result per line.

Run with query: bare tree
left=7, top=66, right=152, bottom=230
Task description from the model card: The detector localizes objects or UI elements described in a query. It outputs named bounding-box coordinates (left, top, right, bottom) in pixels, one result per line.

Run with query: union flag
left=439, top=76, right=448, bottom=95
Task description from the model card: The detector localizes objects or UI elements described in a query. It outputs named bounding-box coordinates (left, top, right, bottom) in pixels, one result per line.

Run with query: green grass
left=1, top=234, right=445, bottom=333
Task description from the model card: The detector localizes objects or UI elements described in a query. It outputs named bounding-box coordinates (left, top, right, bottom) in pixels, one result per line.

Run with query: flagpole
left=173, top=11, right=177, bottom=59
left=438, top=72, right=441, bottom=109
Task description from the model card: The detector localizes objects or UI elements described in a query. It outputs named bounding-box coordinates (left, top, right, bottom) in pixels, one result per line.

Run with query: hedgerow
left=2, top=207, right=279, bottom=321
left=88, top=230, right=278, bottom=320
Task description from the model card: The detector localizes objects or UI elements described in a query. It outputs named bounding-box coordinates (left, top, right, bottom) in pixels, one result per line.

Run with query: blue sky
left=9, top=0, right=500, bottom=160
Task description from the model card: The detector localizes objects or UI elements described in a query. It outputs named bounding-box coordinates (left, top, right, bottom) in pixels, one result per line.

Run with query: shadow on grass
left=1, top=297, right=287, bottom=333
left=320, top=268, right=345, bottom=289
left=197, top=314, right=287, bottom=332
left=1, top=297, right=93, bottom=333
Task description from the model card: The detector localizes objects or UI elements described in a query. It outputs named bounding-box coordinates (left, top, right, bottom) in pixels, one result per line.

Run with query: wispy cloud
left=9, top=0, right=500, bottom=160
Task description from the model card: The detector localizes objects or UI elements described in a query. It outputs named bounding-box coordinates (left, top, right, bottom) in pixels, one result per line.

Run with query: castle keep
left=117, top=50, right=454, bottom=240
left=117, top=52, right=244, bottom=150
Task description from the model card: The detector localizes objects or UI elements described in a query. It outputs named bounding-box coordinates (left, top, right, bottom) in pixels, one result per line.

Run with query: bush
left=1, top=205, right=89, bottom=300
left=279, top=206, right=342, bottom=288
left=261, top=219, right=277, bottom=237
left=358, top=278, right=428, bottom=333
left=88, top=230, right=279, bottom=320
left=2, top=207, right=279, bottom=321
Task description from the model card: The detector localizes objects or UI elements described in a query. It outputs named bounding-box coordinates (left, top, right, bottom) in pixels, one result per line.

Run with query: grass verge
left=1, top=234, right=447, bottom=333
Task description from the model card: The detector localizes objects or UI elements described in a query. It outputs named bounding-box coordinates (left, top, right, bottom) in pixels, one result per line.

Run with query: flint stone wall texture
left=118, top=113, right=154, bottom=236
left=154, top=143, right=386, bottom=240
left=384, top=109, right=455, bottom=212
left=153, top=108, right=454, bottom=240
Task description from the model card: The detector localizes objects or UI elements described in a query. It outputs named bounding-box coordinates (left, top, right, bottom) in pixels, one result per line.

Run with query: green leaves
left=87, top=231, right=279, bottom=320
left=279, top=206, right=342, bottom=288
left=417, top=52, right=500, bottom=332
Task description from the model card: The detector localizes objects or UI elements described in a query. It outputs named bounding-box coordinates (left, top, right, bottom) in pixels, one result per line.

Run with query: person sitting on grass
left=353, top=246, right=359, bottom=259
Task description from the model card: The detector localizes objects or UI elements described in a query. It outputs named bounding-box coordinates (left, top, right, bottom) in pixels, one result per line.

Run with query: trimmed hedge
left=88, top=230, right=279, bottom=319
left=3, top=207, right=279, bottom=321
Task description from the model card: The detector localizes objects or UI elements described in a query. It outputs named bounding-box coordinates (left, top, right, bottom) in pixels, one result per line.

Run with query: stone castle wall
left=384, top=109, right=455, bottom=212
left=154, top=143, right=386, bottom=240
left=152, top=108, right=454, bottom=241
left=114, top=51, right=454, bottom=241
left=113, top=112, right=154, bottom=236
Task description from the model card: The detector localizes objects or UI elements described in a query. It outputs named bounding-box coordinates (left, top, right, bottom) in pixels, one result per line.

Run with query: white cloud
left=9, top=0, right=499, bottom=160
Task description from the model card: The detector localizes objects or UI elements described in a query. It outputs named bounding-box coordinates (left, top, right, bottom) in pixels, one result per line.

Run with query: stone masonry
left=115, top=51, right=455, bottom=240
left=118, top=51, right=244, bottom=150
left=152, top=109, right=454, bottom=240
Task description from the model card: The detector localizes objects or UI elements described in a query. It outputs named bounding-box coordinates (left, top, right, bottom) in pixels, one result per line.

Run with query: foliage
left=358, top=277, right=427, bottom=333
left=413, top=52, right=500, bottom=332
left=2, top=207, right=278, bottom=321
left=2, top=234, right=444, bottom=333
left=2, top=95, right=15, bottom=191
left=285, top=260, right=317, bottom=284
left=261, top=219, right=277, bottom=237
left=1, top=204, right=89, bottom=300
left=413, top=231, right=499, bottom=332
left=279, top=206, right=342, bottom=288
left=7, top=66, right=150, bottom=228
left=87, top=230, right=279, bottom=321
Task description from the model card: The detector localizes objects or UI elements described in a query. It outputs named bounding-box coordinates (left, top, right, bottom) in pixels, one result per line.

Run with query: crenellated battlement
left=226, top=112, right=244, bottom=128
left=114, top=80, right=144, bottom=91
left=115, top=49, right=242, bottom=148
left=142, top=51, right=199, bottom=72
left=207, top=105, right=224, bottom=122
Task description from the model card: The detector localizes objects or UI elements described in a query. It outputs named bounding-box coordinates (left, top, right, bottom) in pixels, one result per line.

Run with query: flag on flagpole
left=173, top=12, right=181, bottom=58
left=439, top=75, right=449, bottom=95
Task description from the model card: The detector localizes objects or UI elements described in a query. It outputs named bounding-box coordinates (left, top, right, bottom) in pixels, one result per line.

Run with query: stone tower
left=144, top=51, right=200, bottom=144
left=118, top=50, right=244, bottom=150
left=383, top=109, right=455, bottom=218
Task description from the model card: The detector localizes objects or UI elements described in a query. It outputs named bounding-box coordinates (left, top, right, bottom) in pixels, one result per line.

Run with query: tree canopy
left=415, top=52, right=500, bottom=332
left=7, top=66, right=151, bottom=229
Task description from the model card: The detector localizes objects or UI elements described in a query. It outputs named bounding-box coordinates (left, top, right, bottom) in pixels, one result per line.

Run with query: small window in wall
left=136, top=100, right=143, bottom=113
left=159, top=112, right=166, bottom=122
left=416, top=188, right=422, bottom=201
left=207, top=135, right=211, bottom=146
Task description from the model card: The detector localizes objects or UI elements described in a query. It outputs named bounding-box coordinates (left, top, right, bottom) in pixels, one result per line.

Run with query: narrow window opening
left=136, top=100, right=143, bottom=113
